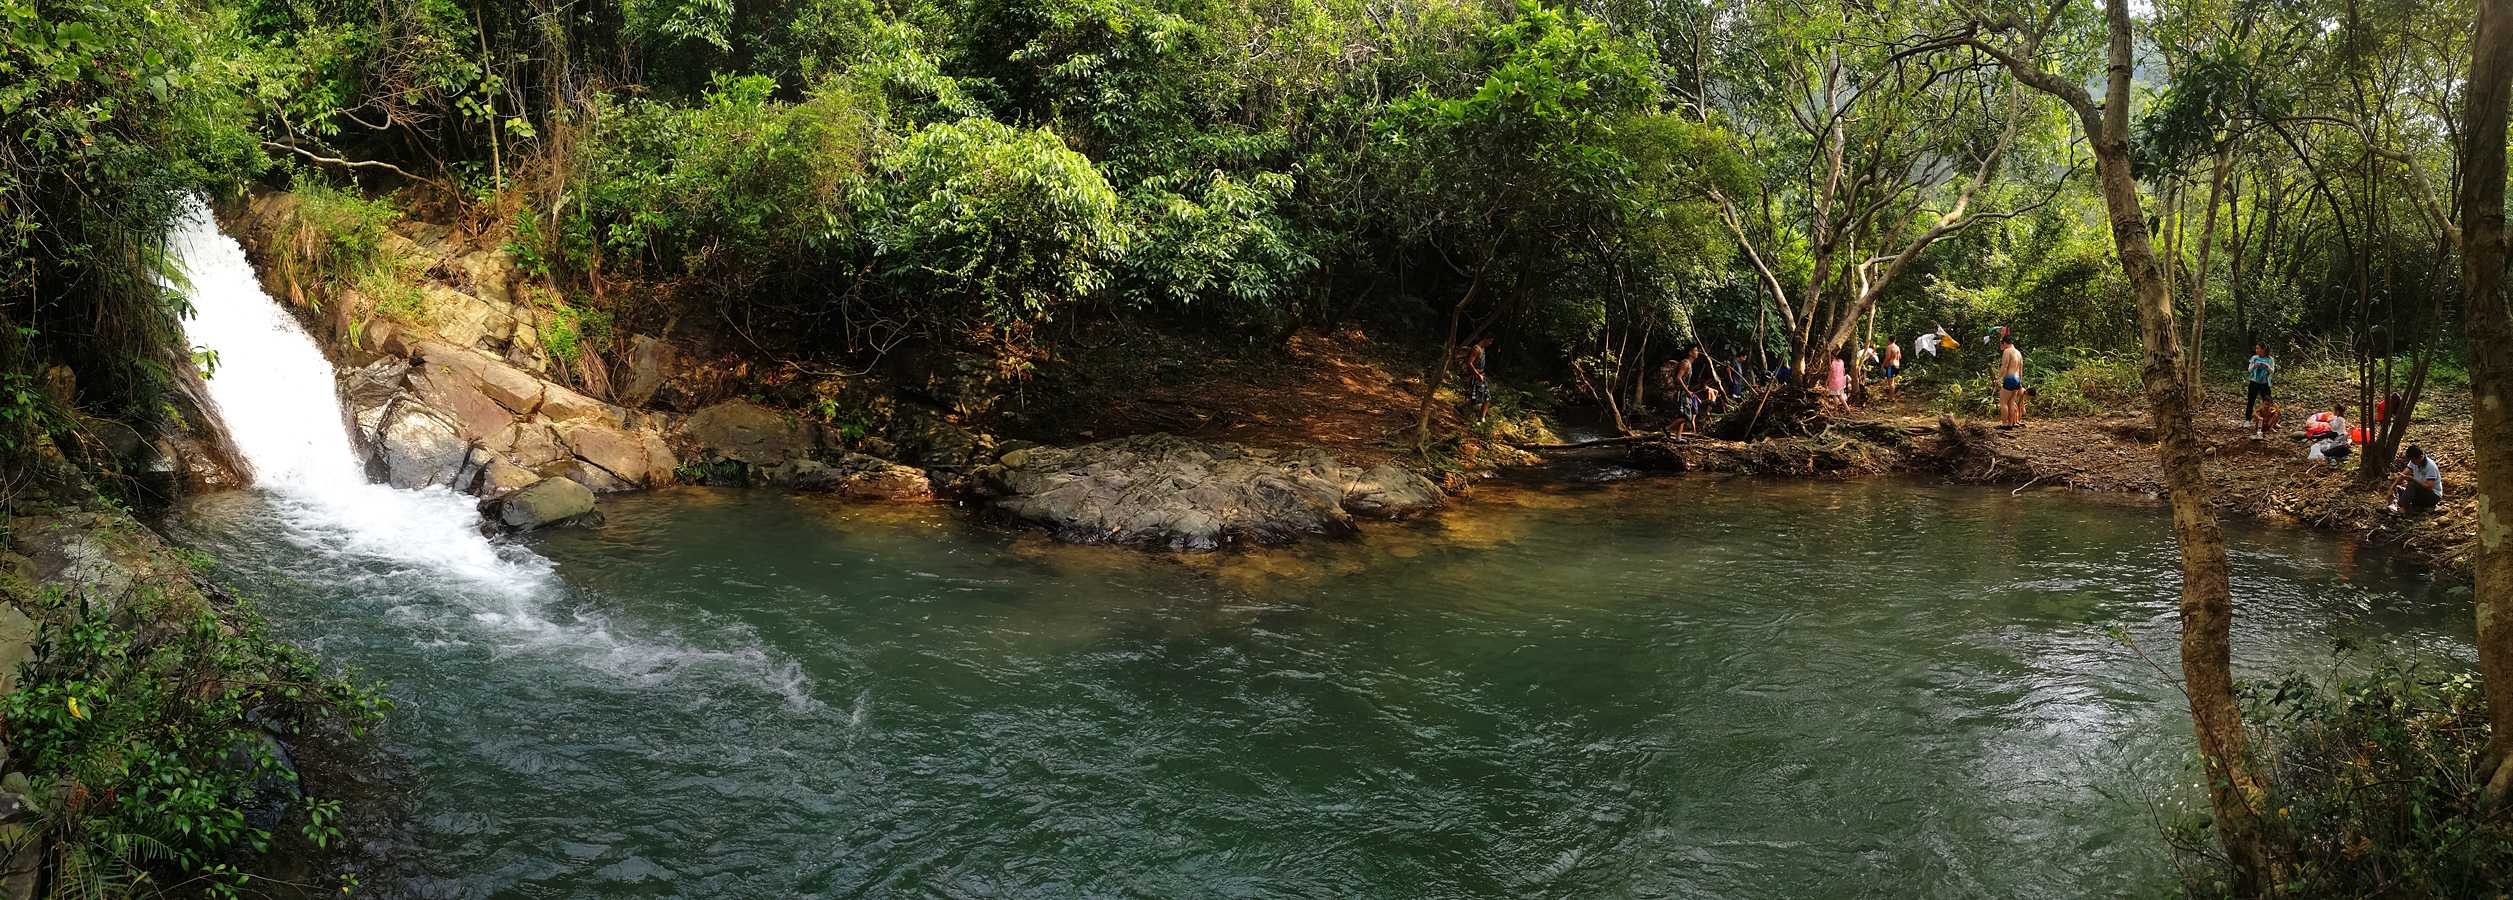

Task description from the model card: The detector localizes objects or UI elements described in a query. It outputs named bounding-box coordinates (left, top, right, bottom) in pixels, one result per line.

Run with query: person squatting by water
left=2244, top=343, right=2276, bottom=424
left=1457, top=337, right=1494, bottom=423
left=1997, top=334, right=2025, bottom=428
left=2306, top=402, right=2351, bottom=464
left=2388, top=445, right=2443, bottom=514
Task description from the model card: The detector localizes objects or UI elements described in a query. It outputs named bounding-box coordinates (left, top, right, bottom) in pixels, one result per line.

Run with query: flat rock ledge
left=968, top=434, right=1441, bottom=550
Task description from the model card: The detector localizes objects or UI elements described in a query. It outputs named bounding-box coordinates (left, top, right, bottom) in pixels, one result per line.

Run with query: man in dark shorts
left=1880, top=340, right=1903, bottom=403
left=1997, top=334, right=2024, bottom=427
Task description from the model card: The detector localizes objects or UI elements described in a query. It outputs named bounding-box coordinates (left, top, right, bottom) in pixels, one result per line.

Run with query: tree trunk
left=1968, top=0, right=2281, bottom=887
left=1412, top=258, right=1489, bottom=442
left=2454, top=0, right=2513, bottom=800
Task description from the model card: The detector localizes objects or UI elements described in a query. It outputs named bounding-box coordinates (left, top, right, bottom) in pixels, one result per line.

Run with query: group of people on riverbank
left=2243, top=344, right=2443, bottom=514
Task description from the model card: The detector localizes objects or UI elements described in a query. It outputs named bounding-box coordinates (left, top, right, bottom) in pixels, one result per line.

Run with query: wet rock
left=343, top=357, right=411, bottom=427
left=980, top=434, right=1404, bottom=549
left=682, top=400, right=818, bottom=465
left=375, top=404, right=468, bottom=489
left=839, top=455, right=933, bottom=499
left=764, top=453, right=933, bottom=499
left=225, top=729, right=300, bottom=831
left=476, top=457, right=541, bottom=498
left=1340, top=464, right=1444, bottom=517
left=486, top=422, right=569, bottom=468
left=480, top=476, right=598, bottom=531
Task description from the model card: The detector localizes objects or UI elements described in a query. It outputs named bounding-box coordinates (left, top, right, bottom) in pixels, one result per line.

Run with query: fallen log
left=1514, top=435, right=1657, bottom=450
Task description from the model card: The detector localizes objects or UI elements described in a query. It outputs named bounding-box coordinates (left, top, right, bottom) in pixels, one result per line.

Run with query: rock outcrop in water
left=968, top=434, right=1441, bottom=549
left=344, top=337, right=680, bottom=495
left=479, top=476, right=602, bottom=531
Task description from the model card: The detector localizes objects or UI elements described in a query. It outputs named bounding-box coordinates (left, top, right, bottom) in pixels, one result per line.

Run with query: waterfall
left=163, top=195, right=363, bottom=487
left=164, top=195, right=812, bottom=705
left=165, top=194, right=556, bottom=594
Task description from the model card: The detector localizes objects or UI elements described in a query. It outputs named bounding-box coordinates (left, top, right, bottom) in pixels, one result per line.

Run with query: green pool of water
left=168, top=476, right=2465, bottom=899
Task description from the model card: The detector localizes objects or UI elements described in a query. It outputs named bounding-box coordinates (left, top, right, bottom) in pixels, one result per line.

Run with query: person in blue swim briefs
left=1998, top=334, right=2025, bottom=428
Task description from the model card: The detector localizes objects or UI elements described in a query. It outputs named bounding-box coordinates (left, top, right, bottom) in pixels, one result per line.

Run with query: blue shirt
left=2248, top=355, right=2275, bottom=384
left=2407, top=458, right=2442, bottom=495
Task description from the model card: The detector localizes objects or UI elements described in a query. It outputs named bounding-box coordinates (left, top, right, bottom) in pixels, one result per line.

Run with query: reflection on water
left=169, top=477, right=2463, bottom=899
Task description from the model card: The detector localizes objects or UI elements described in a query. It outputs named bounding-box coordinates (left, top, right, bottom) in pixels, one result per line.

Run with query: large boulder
left=760, top=453, right=932, bottom=499
left=621, top=335, right=676, bottom=407
left=415, top=342, right=546, bottom=416
left=682, top=400, right=817, bottom=465
left=479, top=476, right=598, bottom=531
left=375, top=404, right=469, bottom=489
left=404, top=368, right=516, bottom=440
left=561, top=422, right=665, bottom=486
left=974, top=435, right=1430, bottom=550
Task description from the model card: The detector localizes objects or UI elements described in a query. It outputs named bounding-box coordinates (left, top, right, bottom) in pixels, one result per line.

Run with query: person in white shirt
left=2388, top=445, right=2442, bottom=513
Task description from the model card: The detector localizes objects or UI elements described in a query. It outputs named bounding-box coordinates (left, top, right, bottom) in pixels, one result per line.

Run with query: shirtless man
left=1879, top=340, right=1903, bottom=403
left=1997, top=334, right=2024, bottom=427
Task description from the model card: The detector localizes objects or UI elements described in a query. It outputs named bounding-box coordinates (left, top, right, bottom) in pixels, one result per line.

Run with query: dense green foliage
left=1, top=584, right=387, bottom=898
left=3, top=0, right=2509, bottom=893
left=0, top=0, right=2486, bottom=437
left=2219, top=647, right=2513, bottom=896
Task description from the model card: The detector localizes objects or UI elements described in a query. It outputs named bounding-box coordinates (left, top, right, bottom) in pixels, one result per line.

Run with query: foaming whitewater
left=165, top=196, right=812, bottom=707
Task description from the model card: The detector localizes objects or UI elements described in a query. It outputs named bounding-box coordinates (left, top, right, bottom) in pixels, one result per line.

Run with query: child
left=2253, top=397, right=2280, bottom=438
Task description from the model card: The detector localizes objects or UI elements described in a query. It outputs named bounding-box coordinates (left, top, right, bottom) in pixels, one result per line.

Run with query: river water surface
left=165, top=476, right=2466, bottom=900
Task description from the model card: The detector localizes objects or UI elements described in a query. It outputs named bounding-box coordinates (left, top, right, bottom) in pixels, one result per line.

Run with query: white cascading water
left=166, top=195, right=810, bottom=703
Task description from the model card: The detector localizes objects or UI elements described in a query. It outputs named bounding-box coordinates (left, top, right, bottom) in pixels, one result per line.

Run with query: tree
left=1375, top=2, right=1655, bottom=440
left=2454, top=0, right=2513, bottom=801
left=1924, top=0, right=2283, bottom=889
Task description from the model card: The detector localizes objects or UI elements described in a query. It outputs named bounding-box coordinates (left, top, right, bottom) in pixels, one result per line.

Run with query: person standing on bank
left=2244, top=343, right=2276, bottom=424
left=1879, top=339, right=1903, bottom=403
left=1458, top=337, right=1495, bottom=423
left=1998, top=334, right=2025, bottom=428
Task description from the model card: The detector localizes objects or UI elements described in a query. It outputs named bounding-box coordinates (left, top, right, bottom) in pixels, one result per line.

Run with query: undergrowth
left=1, top=583, right=390, bottom=898
left=2167, top=636, right=2513, bottom=898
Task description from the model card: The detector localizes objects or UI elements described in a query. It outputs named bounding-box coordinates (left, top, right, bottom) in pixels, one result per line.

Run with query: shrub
left=280, top=178, right=399, bottom=302
left=2, top=588, right=388, bottom=898
left=2206, top=646, right=2513, bottom=898
left=869, top=117, right=1128, bottom=324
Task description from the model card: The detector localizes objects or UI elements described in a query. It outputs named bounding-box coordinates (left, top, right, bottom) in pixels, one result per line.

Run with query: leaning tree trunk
left=2455, top=0, right=2513, bottom=800
left=1969, top=0, right=2281, bottom=888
